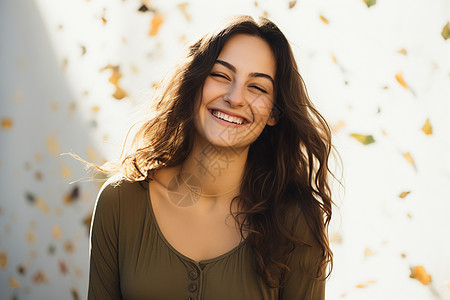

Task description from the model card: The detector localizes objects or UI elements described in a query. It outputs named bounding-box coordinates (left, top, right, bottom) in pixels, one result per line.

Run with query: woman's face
left=194, top=34, right=277, bottom=151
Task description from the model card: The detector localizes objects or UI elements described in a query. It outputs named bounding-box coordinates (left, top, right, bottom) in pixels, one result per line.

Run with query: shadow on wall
left=0, top=0, right=101, bottom=299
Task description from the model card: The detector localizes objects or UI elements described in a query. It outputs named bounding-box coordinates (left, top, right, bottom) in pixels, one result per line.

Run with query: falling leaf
left=47, top=135, right=60, bottom=155
left=1, top=117, right=13, bottom=129
left=395, top=72, right=408, bottom=89
left=17, top=264, right=26, bottom=275
left=442, top=22, right=450, bottom=40
left=32, top=270, right=48, bottom=284
left=407, top=213, right=412, bottom=219
left=364, top=248, right=375, bottom=257
left=356, top=280, right=376, bottom=288
left=319, top=15, right=329, bottom=24
left=332, top=121, right=345, bottom=133
left=331, top=54, right=337, bottom=64
left=362, top=0, right=376, bottom=8
left=100, top=65, right=127, bottom=100
left=410, top=266, right=432, bottom=285
left=61, top=164, right=72, bottom=179
left=80, top=45, right=86, bottom=56
left=421, top=119, right=432, bottom=135
left=330, top=232, right=342, bottom=244
left=65, top=185, right=80, bottom=204
left=403, top=152, right=416, bottom=168
left=397, top=48, right=407, bottom=55
left=401, top=253, right=407, bottom=258
left=59, top=259, right=69, bottom=275
left=83, top=210, right=94, bottom=235
left=0, top=251, right=7, bottom=269
left=52, top=225, right=62, bottom=240
left=178, top=3, right=191, bottom=21
left=9, top=276, right=20, bottom=288
left=35, top=197, right=50, bottom=214
left=350, top=134, right=375, bottom=145
left=25, top=191, right=36, bottom=204
left=26, top=232, right=36, bottom=244
left=288, top=0, right=297, bottom=9
left=399, top=191, right=410, bottom=198
left=149, top=14, right=164, bottom=36
left=71, top=287, right=80, bottom=300
left=48, top=244, right=56, bottom=255
left=138, top=4, right=149, bottom=13
left=64, top=241, right=75, bottom=254
left=34, top=171, right=43, bottom=181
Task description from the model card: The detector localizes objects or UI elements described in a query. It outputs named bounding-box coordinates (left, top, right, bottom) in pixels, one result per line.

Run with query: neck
left=180, top=136, right=249, bottom=200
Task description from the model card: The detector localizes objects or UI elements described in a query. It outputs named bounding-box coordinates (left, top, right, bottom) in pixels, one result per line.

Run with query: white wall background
left=1, top=0, right=449, bottom=299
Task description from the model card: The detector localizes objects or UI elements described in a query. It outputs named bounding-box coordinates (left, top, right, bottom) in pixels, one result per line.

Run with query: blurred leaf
left=178, top=3, right=191, bottom=21
left=350, top=134, right=375, bottom=145
left=65, top=185, right=80, bottom=204
left=36, top=198, right=50, bottom=214
left=9, top=276, right=20, bottom=288
left=442, top=22, right=450, bottom=40
left=410, top=266, right=432, bottom=285
left=25, top=192, right=36, bottom=204
left=421, top=119, right=432, bottom=135
left=1, top=117, right=13, bottom=129
left=364, top=248, right=375, bottom=257
left=17, top=264, right=26, bottom=275
left=48, top=244, right=56, bottom=255
left=399, top=191, right=411, bottom=198
left=64, top=241, right=76, bottom=254
left=289, top=0, right=297, bottom=9
left=32, top=270, right=48, bottom=284
left=0, top=251, right=7, bottom=269
left=100, top=65, right=127, bottom=100
left=47, top=135, right=60, bottom=155
left=52, top=225, right=62, bottom=240
left=71, top=287, right=80, bottom=300
left=356, top=280, right=376, bottom=288
left=319, top=15, right=329, bottom=24
left=395, top=72, right=408, bottom=89
left=362, top=0, right=376, bottom=7
left=397, top=48, right=407, bottom=55
left=149, top=14, right=164, bottom=36
left=138, top=4, right=149, bottom=12
left=59, top=259, right=68, bottom=275
left=61, top=164, right=72, bottom=179
left=403, top=152, right=416, bottom=168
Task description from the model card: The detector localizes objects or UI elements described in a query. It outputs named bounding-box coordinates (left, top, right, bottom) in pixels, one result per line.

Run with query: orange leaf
left=100, top=65, right=127, bottom=100
left=149, top=14, right=164, bottom=36
left=403, top=152, right=415, bottom=166
left=399, top=191, right=410, bottom=198
left=0, top=251, right=7, bottom=269
left=320, top=15, right=329, bottom=24
left=177, top=3, right=191, bottom=21
left=410, top=266, right=432, bottom=285
left=1, top=117, right=13, bottom=129
left=421, top=119, right=432, bottom=135
left=395, top=72, right=408, bottom=89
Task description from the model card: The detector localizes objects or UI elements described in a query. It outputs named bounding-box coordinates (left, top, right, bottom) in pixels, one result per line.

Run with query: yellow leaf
left=0, top=251, right=7, bottom=269
left=332, top=121, right=345, bottom=133
left=362, top=0, right=376, bottom=8
left=35, top=197, right=50, bottom=214
left=1, top=117, right=13, bottom=129
left=397, top=48, right=407, bottom=55
left=403, top=152, right=415, bottom=166
left=319, top=15, right=329, bottom=24
left=9, top=276, right=20, bottom=288
left=178, top=3, right=191, bottom=21
left=331, top=54, right=338, bottom=64
left=149, top=14, right=164, bottom=36
left=350, top=133, right=375, bottom=145
left=364, top=248, right=375, bottom=257
left=421, top=119, right=432, bottom=135
left=100, top=65, right=127, bottom=100
left=52, top=225, right=62, bottom=240
left=442, top=22, right=450, bottom=40
left=410, top=266, right=432, bottom=285
left=399, top=191, right=410, bottom=198
left=356, top=280, right=376, bottom=288
left=395, top=72, right=408, bottom=89
left=61, top=164, right=72, bottom=179
left=47, top=135, right=60, bottom=155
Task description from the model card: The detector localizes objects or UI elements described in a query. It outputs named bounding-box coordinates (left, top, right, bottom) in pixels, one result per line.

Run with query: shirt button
left=188, top=282, right=198, bottom=292
left=189, top=270, right=198, bottom=280
left=185, top=297, right=193, bottom=300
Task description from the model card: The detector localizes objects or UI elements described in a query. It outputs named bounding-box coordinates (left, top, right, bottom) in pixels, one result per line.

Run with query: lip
left=208, top=108, right=251, bottom=126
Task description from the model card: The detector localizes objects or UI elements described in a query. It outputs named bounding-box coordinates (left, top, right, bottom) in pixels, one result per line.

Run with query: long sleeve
left=88, top=181, right=122, bottom=299
left=280, top=205, right=326, bottom=300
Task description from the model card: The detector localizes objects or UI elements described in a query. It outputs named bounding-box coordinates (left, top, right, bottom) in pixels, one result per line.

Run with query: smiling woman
left=88, top=15, right=335, bottom=300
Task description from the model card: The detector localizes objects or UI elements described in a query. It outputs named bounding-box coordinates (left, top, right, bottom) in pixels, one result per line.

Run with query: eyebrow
left=215, top=60, right=274, bottom=85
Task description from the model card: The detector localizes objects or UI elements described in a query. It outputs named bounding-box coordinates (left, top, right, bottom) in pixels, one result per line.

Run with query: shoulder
left=94, top=175, right=149, bottom=216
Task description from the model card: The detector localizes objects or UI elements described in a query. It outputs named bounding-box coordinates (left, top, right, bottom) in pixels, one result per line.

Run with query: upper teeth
left=213, top=110, right=244, bottom=125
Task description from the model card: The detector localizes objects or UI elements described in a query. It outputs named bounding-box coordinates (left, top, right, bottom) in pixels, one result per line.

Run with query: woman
left=88, top=15, right=334, bottom=300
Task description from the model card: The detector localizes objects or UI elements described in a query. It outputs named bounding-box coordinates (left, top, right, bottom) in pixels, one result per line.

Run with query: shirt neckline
left=145, top=180, right=247, bottom=266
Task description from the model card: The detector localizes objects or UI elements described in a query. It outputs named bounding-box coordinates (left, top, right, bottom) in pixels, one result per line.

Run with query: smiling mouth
left=210, top=110, right=247, bottom=125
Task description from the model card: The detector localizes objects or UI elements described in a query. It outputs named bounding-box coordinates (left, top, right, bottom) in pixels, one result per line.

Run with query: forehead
left=216, top=34, right=276, bottom=78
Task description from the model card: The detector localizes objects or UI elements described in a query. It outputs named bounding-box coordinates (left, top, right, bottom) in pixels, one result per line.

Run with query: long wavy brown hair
left=97, top=15, right=335, bottom=288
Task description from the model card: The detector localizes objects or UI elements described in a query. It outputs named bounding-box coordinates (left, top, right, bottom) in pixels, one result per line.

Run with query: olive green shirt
left=88, top=180, right=326, bottom=300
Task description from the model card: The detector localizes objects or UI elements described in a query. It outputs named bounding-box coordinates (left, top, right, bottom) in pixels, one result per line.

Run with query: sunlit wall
left=1, top=0, right=449, bottom=299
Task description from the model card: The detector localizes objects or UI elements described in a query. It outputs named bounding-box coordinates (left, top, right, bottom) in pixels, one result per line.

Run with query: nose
left=224, top=82, right=245, bottom=107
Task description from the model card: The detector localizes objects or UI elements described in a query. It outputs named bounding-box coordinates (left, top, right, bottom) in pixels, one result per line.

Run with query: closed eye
left=250, top=85, right=268, bottom=94
left=210, top=73, right=230, bottom=80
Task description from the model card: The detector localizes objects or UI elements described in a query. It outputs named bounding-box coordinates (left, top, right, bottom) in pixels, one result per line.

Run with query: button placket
left=186, top=266, right=200, bottom=300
